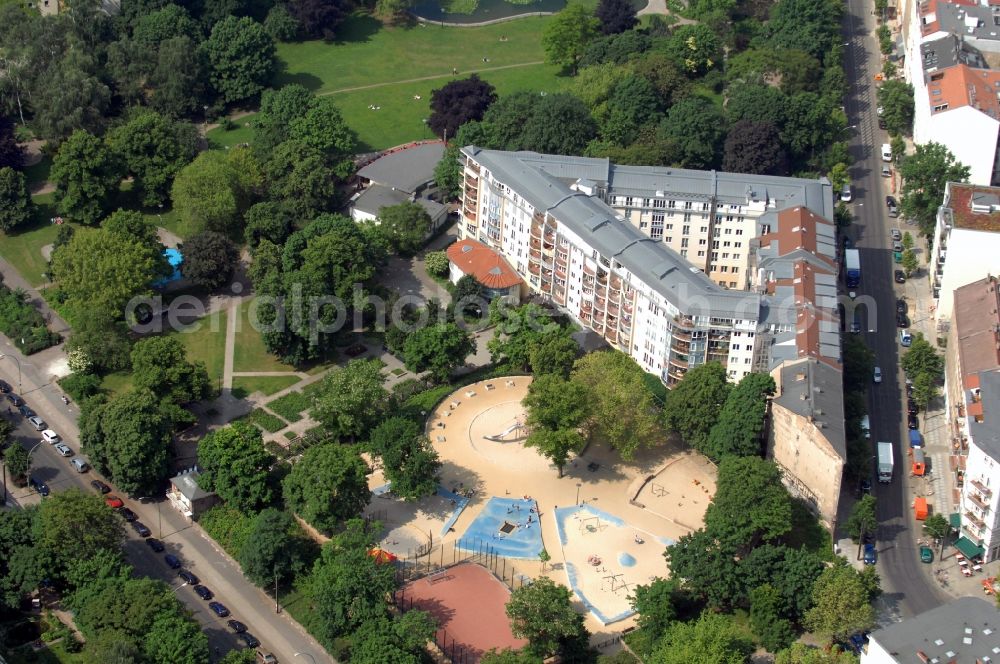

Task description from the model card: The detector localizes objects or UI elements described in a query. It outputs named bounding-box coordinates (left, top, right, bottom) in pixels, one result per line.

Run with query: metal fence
left=394, top=536, right=533, bottom=593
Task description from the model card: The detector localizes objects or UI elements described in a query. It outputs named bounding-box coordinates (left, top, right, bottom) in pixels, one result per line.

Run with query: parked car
left=145, top=537, right=165, bottom=553
left=27, top=416, right=46, bottom=431
left=863, top=543, right=877, bottom=565
left=29, top=476, right=49, bottom=497
left=897, top=312, right=909, bottom=328
left=345, top=343, right=367, bottom=357
left=860, top=478, right=872, bottom=495
left=227, top=620, right=248, bottom=634
left=896, top=299, right=907, bottom=314
left=164, top=554, right=182, bottom=569
left=920, top=546, right=934, bottom=563
left=53, top=443, right=72, bottom=457
left=892, top=240, right=903, bottom=253
left=873, top=367, right=882, bottom=384
left=890, top=228, right=902, bottom=241
left=130, top=521, right=151, bottom=537
left=18, top=405, right=34, bottom=417
left=878, top=117, right=888, bottom=130
left=104, top=495, right=124, bottom=509
left=209, top=602, right=230, bottom=617
left=71, top=458, right=89, bottom=473
left=178, top=569, right=199, bottom=585
left=908, top=399, right=919, bottom=415
left=881, top=165, right=891, bottom=178
left=6, top=393, right=23, bottom=407
left=0, top=380, right=10, bottom=393
left=41, top=430, right=60, bottom=444
left=118, top=508, right=137, bottom=522
left=241, top=633, right=261, bottom=649
left=840, top=183, right=853, bottom=202
left=894, top=270, right=906, bottom=283
left=193, top=585, right=213, bottom=600
left=91, top=480, right=111, bottom=494
left=908, top=413, right=919, bottom=430
left=900, top=329, right=913, bottom=347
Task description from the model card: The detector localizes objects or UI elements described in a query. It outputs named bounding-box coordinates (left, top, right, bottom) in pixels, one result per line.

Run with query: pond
left=410, top=0, right=645, bottom=24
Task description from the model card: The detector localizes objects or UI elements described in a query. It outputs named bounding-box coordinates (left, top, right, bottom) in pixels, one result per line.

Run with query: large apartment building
left=930, top=181, right=1000, bottom=322
left=457, top=147, right=835, bottom=385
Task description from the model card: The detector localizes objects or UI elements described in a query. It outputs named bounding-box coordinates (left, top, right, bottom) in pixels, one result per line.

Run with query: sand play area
left=376, top=376, right=717, bottom=631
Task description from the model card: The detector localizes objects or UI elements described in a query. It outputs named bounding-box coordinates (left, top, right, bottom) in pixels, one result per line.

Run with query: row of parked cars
left=89, top=481, right=265, bottom=651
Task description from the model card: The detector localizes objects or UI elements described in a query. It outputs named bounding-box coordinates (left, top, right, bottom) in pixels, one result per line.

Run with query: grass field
left=234, top=300, right=299, bottom=373
left=232, top=374, right=302, bottom=399
left=0, top=193, right=62, bottom=287
left=244, top=407, right=287, bottom=432
left=171, top=311, right=228, bottom=388
left=267, top=381, right=325, bottom=422
left=206, top=115, right=258, bottom=150
left=24, top=155, right=52, bottom=191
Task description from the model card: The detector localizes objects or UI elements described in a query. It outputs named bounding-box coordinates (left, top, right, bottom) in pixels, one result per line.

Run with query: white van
left=899, top=329, right=912, bottom=347
left=881, top=143, right=893, bottom=162
left=71, top=457, right=89, bottom=473
left=861, top=415, right=871, bottom=439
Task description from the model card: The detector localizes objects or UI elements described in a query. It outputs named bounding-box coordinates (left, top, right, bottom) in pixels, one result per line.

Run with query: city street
left=841, top=0, right=949, bottom=618
left=0, top=337, right=333, bottom=664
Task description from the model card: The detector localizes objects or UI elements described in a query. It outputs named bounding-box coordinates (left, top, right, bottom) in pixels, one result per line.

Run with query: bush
left=58, top=373, right=102, bottom=402
left=425, top=251, right=450, bottom=278
left=243, top=408, right=287, bottom=433
left=0, top=280, right=62, bottom=354
left=198, top=505, right=255, bottom=558
left=267, top=390, right=311, bottom=422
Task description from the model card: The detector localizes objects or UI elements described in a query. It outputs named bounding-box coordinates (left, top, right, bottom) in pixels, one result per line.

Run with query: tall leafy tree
left=198, top=421, right=275, bottom=512
left=541, top=3, right=601, bottom=74
left=238, top=508, right=315, bottom=586
left=2, top=442, right=30, bottom=480
left=434, top=145, right=462, bottom=201
left=203, top=16, right=276, bottom=104
left=0, top=116, right=24, bottom=170
left=766, top=0, right=841, bottom=59
left=661, top=97, right=726, bottom=169
left=282, top=444, right=370, bottom=533
left=723, top=120, right=788, bottom=175
left=899, top=142, right=970, bottom=236
left=525, top=428, right=583, bottom=477
left=253, top=84, right=314, bottom=153
left=287, top=96, right=357, bottom=160
left=704, top=372, right=776, bottom=460
left=775, top=643, right=859, bottom=664
left=428, top=75, right=497, bottom=139
left=377, top=201, right=433, bottom=256
left=522, top=374, right=588, bottom=431
left=34, top=489, right=125, bottom=582
left=108, top=109, right=199, bottom=206
left=30, top=55, right=111, bottom=141
left=145, top=613, right=210, bottom=664
left=311, top=359, right=387, bottom=441
left=50, top=130, right=123, bottom=226
left=630, top=577, right=677, bottom=636
left=149, top=36, right=209, bottom=118
left=876, top=80, right=914, bottom=136
left=506, top=577, right=587, bottom=658
left=528, top=330, right=579, bottom=377
left=264, top=140, right=338, bottom=218
left=901, top=332, right=944, bottom=381
left=663, top=362, right=731, bottom=455
left=287, top=0, right=351, bottom=39
left=602, top=74, right=661, bottom=145
left=804, top=560, right=877, bottom=643
left=181, top=230, right=239, bottom=290
left=381, top=434, right=441, bottom=501
left=750, top=584, right=795, bottom=652
left=595, top=0, right=638, bottom=35
left=131, top=336, right=211, bottom=404
left=662, top=24, right=722, bottom=76
left=845, top=494, right=877, bottom=542
left=0, top=166, right=32, bottom=232
left=170, top=150, right=248, bottom=237
left=520, top=93, right=598, bottom=155
left=650, top=611, right=753, bottom=663
left=401, top=323, right=474, bottom=382
left=703, top=456, right=792, bottom=554
left=132, top=3, right=202, bottom=45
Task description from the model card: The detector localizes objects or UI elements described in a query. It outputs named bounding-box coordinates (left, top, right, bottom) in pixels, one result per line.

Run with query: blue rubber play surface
left=458, top=497, right=543, bottom=559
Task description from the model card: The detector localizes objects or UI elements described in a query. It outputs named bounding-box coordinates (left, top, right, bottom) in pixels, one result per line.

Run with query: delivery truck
left=877, top=441, right=894, bottom=483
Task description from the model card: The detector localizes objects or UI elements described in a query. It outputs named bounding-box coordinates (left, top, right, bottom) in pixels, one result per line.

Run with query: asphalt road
left=840, top=0, right=948, bottom=619
left=0, top=335, right=333, bottom=664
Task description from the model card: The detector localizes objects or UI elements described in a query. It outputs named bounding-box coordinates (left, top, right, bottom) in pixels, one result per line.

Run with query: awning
left=950, top=513, right=961, bottom=529
left=955, top=536, right=985, bottom=559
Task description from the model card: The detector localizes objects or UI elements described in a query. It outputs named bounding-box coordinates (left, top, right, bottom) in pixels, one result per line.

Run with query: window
left=698, top=239, right=706, bottom=246
left=731, top=266, right=739, bottom=273
left=711, top=252, right=719, bottom=261
left=681, top=249, right=688, bottom=257
left=720, top=266, right=728, bottom=272
left=668, top=200, right=677, bottom=209
left=722, top=252, right=729, bottom=259
left=681, top=238, right=689, bottom=248
left=713, top=228, right=721, bottom=238
left=624, top=209, right=632, bottom=219
left=760, top=224, right=771, bottom=234
left=651, top=227, right=663, bottom=239
left=653, top=198, right=666, bottom=209
left=736, top=229, right=744, bottom=236
left=732, top=344, right=740, bottom=351
left=665, top=236, right=673, bottom=243
left=667, top=210, right=676, bottom=218
left=682, top=225, right=690, bottom=235
left=733, top=282, right=740, bottom=289
left=683, top=213, right=692, bottom=222
left=712, top=240, right=720, bottom=249
left=697, top=250, right=705, bottom=257
left=723, top=241, right=731, bottom=247
left=725, top=215, right=734, bottom=222
left=666, top=224, right=674, bottom=230
left=724, top=228, right=732, bottom=234
left=700, top=227, right=707, bottom=234
left=639, top=221, right=648, bottom=228
left=684, top=201, right=693, bottom=210
left=652, top=212, right=665, bottom=223
left=643, top=199, right=651, bottom=207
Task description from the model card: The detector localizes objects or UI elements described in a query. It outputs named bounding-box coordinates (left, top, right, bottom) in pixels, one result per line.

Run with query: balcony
left=607, top=302, right=619, bottom=316
left=969, top=492, right=990, bottom=511
left=533, top=212, right=545, bottom=224
left=674, top=316, right=696, bottom=329
left=580, top=310, right=592, bottom=323
left=623, top=301, right=634, bottom=314
left=669, top=354, right=689, bottom=369
left=609, top=275, right=622, bottom=291
left=530, top=224, right=543, bottom=240
left=965, top=510, right=987, bottom=530
left=970, top=479, right=992, bottom=496
left=543, top=230, right=556, bottom=244
left=605, top=328, right=618, bottom=343
left=553, top=291, right=566, bottom=306
left=596, top=270, right=608, bottom=285
left=556, top=251, right=569, bottom=263
left=555, top=265, right=567, bottom=279
left=583, top=264, right=596, bottom=277
left=529, top=249, right=542, bottom=262
left=542, top=242, right=555, bottom=257
left=595, top=297, right=607, bottom=311
left=592, top=323, right=605, bottom=334
left=528, top=263, right=540, bottom=275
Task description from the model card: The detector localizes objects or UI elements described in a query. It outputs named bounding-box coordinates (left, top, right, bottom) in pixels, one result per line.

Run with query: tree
left=704, top=372, right=776, bottom=460
left=902, top=231, right=914, bottom=250
left=0, top=166, right=31, bottom=232
left=283, top=444, right=370, bottom=533
left=661, top=97, right=725, bottom=169
left=238, top=508, right=313, bottom=586
left=877, top=80, right=914, bottom=136
left=66, top=313, right=132, bottom=374
left=402, top=323, right=474, bottom=382
left=3, top=442, right=30, bottom=480
left=264, top=141, right=337, bottom=218
left=571, top=351, right=665, bottom=459
left=766, top=0, right=840, bottom=59
left=264, top=4, right=300, bottom=40
left=525, top=428, right=583, bottom=477
left=542, top=4, right=601, bottom=74
left=780, top=92, right=844, bottom=168
left=649, top=611, right=753, bottom=664
left=79, top=389, right=174, bottom=496
left=901, top=248, right=918, bottom=277
left=367, top=417, right=421, bottom=458
left=434, top=145, right=463, bottom=201
left=632, top=52, right=691, bottom=106
left=901, top=333, right=944, bottom=382
left=220, top=650, right=258, bottom=664
left=254, top=84, right=315, bottom=153
left=631, top=577, right=676, bottom=636
left=197, top=421, right=275, bottom=512
left=843, top=334, right=875, bottom=394
left=144, top=613, right=210, bottom=664
left=132, top=3, right=201, bottom=45
left=911, top=371, right=938, bottom=410
left=35, top=489, right=126, bottom=580
left=30, top=57, right=111, bottom=141
left=170, top=151, right=246, bottom=238
left=150, top=36, right=209, bottom=118
left=181, top=230, right=239, bottom=290
left=723, top=121, right=787, bottom=175
left=308, top=519, right=396, bottom=644
left=529, top=331, right=579, bottom=377
left=381, top=434, right=441, bottom=501
left=312, top=359, right=388, bottom=441
left=351, top=613, right=436, bottom=664
left=775, top=643, right=859, bottom=664
left=521, top=93, right=598, bottom=155
left=506, top=577, right=586, bottom=658
left=481, top=650, right=544, bottom=664
left=602, top=75, right=661, bottom=145
left=704, top=456, right=792, bottom=553
left=724, top=83, right=786, bottom=127
left=899, top=142, right=970, bottom=236
left=663, top=362, right=731, bottom=455
left=131, top=336, right=211, bottom=405
left=595, top=0, right=637, bottom=34
left=377, top=202, right=433, bottom=256
left=51, top=226, right=166, bottom=322
left=50, top=130, right=122, bottom=226
left=804, top=560, right=876, bottom=642
left=288, top=96, right=357, bottom=159
left=425, top=250, right=450, bottom=278
left=663, top=24, right=722, bottom=76
left=203, top=16, right=276, bottom=104
left=0, top=116, right=24, bottom=170
left=287, top=0, right=351, bottom=39
left=108, top=110, right=198, bottom=207
left=244, top=201, right=293, bottom=249
left=522, top=374, right=588, bottom=431
left=749, top=584, right=795, bottom=652
left=429, top=75, right=497, bottom=139
left=924, top=512, right=949, bottom=558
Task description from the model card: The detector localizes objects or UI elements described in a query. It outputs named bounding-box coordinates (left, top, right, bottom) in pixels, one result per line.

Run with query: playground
left=632, top=450, right=718, bottom=532
left=397, top=562, right=528, bottom=663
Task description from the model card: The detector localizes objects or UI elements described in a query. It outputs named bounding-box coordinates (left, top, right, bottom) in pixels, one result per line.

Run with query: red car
left=105, top=495, right=124, bottom=509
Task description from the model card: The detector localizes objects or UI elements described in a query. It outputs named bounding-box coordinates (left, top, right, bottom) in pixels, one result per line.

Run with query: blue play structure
left=153, top=248, right=183, bottom=288
left=458, top=497, right=543, bottom=559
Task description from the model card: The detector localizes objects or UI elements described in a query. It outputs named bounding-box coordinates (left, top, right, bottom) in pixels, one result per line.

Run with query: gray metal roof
left=867, top=597, right=1000, bottom=663
left=357, top=142, right=445, bottom=194
left=772, top=358, right=846, bottom=461
left=937, top=2, right=1000, bottom=43
left=969, top=369, right=1000, bottom=462
left=352, top=185, right=446, bottom=220
left=465, top=147, right=762, bottom=320
left=171, top=470, right=215, bottom=501
left=921, top=34, right=986, bottom=72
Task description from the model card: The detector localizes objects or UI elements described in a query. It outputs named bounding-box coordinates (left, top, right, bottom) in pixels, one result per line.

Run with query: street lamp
left=171, top=581, right=189, bottom=593
left=575, top=482, right=581, bottom=506
left=294, top=654, right=317, bottom=664
left=0, top=354, right=22, bottom=392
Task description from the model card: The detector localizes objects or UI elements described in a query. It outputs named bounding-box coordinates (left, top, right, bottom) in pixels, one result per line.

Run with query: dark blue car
left=164, top=554, right=182, bottom=569
left=29, top=476, right=49, bottom=497
left=208, top=602, right=230, bottom=617
left=863, top=543, right=877, bottom=565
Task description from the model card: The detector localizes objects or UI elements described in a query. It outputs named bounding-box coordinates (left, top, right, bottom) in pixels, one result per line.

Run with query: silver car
left=27, top=416, right=46, bottom=431
left=890, top=228, right=902, bottom=241
left=54, top=442, right=72, bottom=457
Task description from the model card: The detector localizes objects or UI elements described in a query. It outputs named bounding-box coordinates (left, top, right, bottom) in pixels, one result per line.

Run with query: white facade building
left=957, top=369, right=1000, bottom=562
left=930, top=181, right=1000, bottom=322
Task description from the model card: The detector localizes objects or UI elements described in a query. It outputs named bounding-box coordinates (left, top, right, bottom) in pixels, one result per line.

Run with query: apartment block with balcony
left=930, top=182, right=1000, bottom=322
left=459, top=146, right=763, bottom=385
left=957, top=369, right=1000, bottom=561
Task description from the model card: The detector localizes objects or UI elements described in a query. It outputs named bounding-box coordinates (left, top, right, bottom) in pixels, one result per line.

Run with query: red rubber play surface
left=399, top=562, right=527, bottom=662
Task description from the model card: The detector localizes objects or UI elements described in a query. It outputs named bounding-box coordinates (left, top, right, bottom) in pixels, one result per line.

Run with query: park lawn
left=24, top=154, right=52, bottom=191
left=99, top=371, right=134, bottom=396
left=274, top=13, right=551, bottom=95
left=206, top=114, right=258, bottom=150
left=141, top=207, right=185, bottom=241
left=0, top=193, right=62, bottom=287
left=232, top=374, right=302, bottom=399
left=169, top=311, right=228, bottom=388
left=233, top=300, right=299, bottom=373
left=332, top=62, right=571, bottom=150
